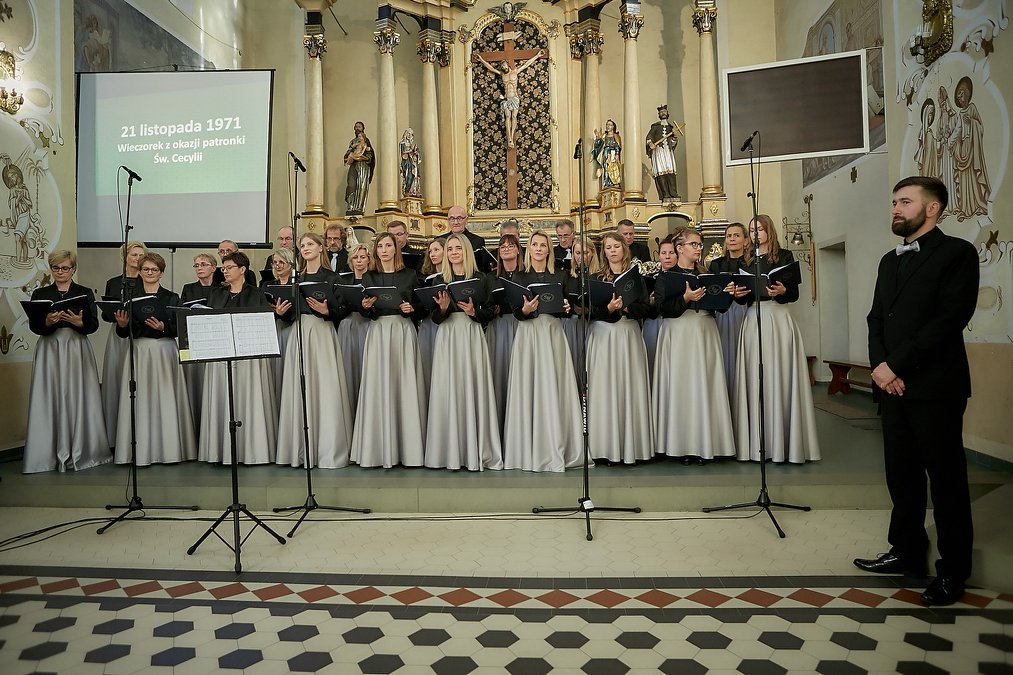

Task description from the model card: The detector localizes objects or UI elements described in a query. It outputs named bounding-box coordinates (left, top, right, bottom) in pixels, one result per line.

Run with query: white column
left=570, top=24, right=604, bottom=206
left=694, top=1, right=724, bottom=198
left=374, top=25, right=400, bottom=212
left=418, top=36, right=443, bottom=213
left=620, top=7, right=645, bottom=201
left=303, top=33, right=326, bottom=213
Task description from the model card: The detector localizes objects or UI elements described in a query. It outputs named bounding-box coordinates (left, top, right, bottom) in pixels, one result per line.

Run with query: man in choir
left=857, top=176, right=979, bottom=607
left=325, top=224, right=349, bottom=273
left=554, top=219, right=574, bottom=272
left=440, top=206, right=492, bottom=271
left=618, top=219, right=651, bottom=261
left=387, top=220, right=414, bottom=256
left=262, top=226, right=295, bottom=280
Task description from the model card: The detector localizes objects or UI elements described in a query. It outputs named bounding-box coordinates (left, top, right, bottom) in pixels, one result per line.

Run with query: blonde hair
left=193, top=252, right=217, bottom=267
left=598, top=232, right=632, bottom=282
left=440, top=233, right=478, bottom=282
left=524, top=230, right=555, bottom=274
left=570, top=239, right=600, bottom=278
left=346, top=243, right=371, bottom=273
left=49, top=249, right=77, bottom=268
left=120, top=240, right=147, bottom=262
left=744, top=214, right=782, bottom=266
left=271, top=247, right=295, bottom=267
left=296, top=232, right=328, bottom=271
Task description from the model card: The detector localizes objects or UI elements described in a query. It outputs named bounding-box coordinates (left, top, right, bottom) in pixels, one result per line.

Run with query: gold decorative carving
left=458, top=24, right=474, bottom=44
left=417, top=38, right=441, bottom=63
left=910, top=0, right=953, bottom=67
left=547, top=20, right=560, bottom=39
left=373, top=27, right=400, bottom=55
left=692, top=1, right=717, bottom=35
left=618, top=12, right=644, bottom=40
left=709, top=202, right=720, bottom=216
left=303, top=34, right=326, bottom=59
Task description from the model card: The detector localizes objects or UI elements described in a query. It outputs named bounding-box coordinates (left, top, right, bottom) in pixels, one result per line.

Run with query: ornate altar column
left=619, top=5, right=645, bottom=202
left=567, top=21, right=604, bottom=207
left=303, top=27, right=326, bottom=217
left=418, top=32, right=446, bottom=215
left=693, top=1, right=727, bottom=231
left=374, top=22, right=400, bottom=213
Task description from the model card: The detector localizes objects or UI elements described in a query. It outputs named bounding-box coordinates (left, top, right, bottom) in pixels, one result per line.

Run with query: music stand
left=178, top=307, right=286, bottom=572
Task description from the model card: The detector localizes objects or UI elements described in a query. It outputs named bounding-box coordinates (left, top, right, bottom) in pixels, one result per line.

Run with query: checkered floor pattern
left=2, top=566, right=1010, bottom=674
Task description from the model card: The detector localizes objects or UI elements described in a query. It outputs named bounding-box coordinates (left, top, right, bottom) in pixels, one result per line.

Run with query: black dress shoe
left=853, top=552, right=928, bottom=577
left=921, top=577, right=965, bottom=606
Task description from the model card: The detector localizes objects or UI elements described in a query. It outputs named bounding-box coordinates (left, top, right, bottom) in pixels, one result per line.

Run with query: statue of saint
left=473, top=49, right=545, bottom=148
left=645, top=104, right=681, bottom=201
left=947, top=76, right=991, bottom=221
left=400, top=128, right=421, bottom=198
left=343, top=121, right=375, bottom=216
left=592, top=119, right=623, bottom=190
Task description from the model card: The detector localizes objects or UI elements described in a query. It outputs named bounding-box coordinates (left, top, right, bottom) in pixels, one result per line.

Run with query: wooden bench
left=824, top=359, right=873, bottom=395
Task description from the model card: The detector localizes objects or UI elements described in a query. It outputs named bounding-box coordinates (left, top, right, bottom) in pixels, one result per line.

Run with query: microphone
left=289, top=151, right=307, bottom=172
left=121, top=166, right=142, bottom=183
left=739, top=130, right=758, bottom=153
left=573, top=138, right=582, bottom=160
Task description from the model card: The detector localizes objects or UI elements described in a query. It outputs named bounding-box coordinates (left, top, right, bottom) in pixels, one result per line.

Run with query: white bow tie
left=895, top=241, right=920, bottom=256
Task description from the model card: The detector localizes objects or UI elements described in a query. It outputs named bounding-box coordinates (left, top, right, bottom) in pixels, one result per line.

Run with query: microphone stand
left=702, top=132, right=809, bottom=537
left=532, top=137, right=641, bottom=541
left=273, top=154, right=369, bottom=537
left=99, top=168, right=197, bottom=534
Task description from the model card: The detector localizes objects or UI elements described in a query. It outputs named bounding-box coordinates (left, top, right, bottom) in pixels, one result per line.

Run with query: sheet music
left=186, top=314, right=237, bottom=361
left=232, top=312, right=280, bottom=358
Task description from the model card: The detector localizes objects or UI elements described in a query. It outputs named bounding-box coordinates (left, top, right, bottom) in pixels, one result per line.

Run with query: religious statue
left=592, top=119, right=623, bottom=190
left=473, top=49, right=546, bottom=148
left=914, top=98, right=940, bottom=180
left=947, top=76, right=991, bottom=221
left=645, top=104, right=682, bottom=202
left=400, top=128, right=421, bottom=198
left=343, top=121, right=375, bottom=217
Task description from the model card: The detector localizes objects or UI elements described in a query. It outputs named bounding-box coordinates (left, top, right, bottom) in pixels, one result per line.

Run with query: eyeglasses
left=272, top=260, right=291, bottom=267
left=448, top=216, right=467, bottom=222
left=51, top=265, right=75, bottom=273
left=680, top=242, right=704, bottom=249
left=140, top=267, right=161, bottom=274
left=193, top=262, right=213, bottom=268
left=220, top=265, right=240, bottom=273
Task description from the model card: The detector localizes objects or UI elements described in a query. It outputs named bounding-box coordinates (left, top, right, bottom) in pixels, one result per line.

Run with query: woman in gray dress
left=563, top=238, right=600, bottom=389
left=335, top=243, right=372, bottom=414
left=709, top=223, right=750, bottom=396
left=643, top=237, right=677, bottom=383
left=486, top=234, right=523, bottom=435
left=179, top=252, right=218, bottom=430
left=101, top=240, right=146, bottom=448
left=263, top=247, right=296, bottom=405
left=418, top=238, right=445, bottom=394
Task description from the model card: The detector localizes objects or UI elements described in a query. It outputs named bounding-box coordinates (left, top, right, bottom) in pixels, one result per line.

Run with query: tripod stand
left=702, top=132, right=809, bottom=537
left=532, top=138, right=640, bottom=541
left=188, top=350, right=285, bottom=573
left=99, top=167, right=196, bottom=535
left=272, top=153, right=369, bottom=537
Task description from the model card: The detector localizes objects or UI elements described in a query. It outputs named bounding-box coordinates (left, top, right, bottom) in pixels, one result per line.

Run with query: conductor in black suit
left=856, top=176, right=979, bottom=607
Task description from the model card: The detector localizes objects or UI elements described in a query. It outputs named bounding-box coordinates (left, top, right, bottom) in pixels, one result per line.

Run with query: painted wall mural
left=895, top=0, right=1010, bottom=343
left=0, top=0, right=63, bottom=362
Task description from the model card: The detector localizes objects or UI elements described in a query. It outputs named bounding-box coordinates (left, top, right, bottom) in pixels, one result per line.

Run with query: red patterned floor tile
left=253, top=584, right=293, bottom=601
left=586, top=589, right=629, bottom=608
left=787, top=588, right=834, bottom=607
left=389, top=587, right=433, bottom=605
left=207, top=582, right=246, bottom=600
left=840, top=588, right=886, bottom=607
left=40, top=578, right=80, bottom=593
left=685, top=589, right=731, bottom=608
left=343, top=586, right=385, bottom=604
left=891, top=588, right=924, bottom=606
left=998, top=592, right=1013, bottom=603
left=536, top=589, right=580, bottom=608
left=487, top=589, right=530, bottom=608
left=960, top=592, right=992, bottom=609
left=0, top=577, right=38, bottom=593
left=123, top=581, right=162, bottom=597
left=81, top=580, right=120, bottom=595
left=438, top=588, right=482, bottom=607
left=298, top=586, right=339, bottom=602
left=166, top=582, right=205, bottom=598
left=635, top=589, right=680, bottom=608
left=737, top=588, right=782, bottom=607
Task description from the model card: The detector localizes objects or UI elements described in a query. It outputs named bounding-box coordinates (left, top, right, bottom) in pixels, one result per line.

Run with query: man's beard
left=892, top=208, right=925, bottom=238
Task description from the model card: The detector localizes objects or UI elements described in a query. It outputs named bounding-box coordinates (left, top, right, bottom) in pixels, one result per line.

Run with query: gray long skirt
left=732, top=303, right=821, bottom=463
left=418, top=316, right=439, bottom=395
left=561, top=314, right=589, bottom=387
left=276, top=314, right=353, bottom=469
left=114, top=338, right=196, bottom=465
left=271, top=321, right=294, bottom=406
left=199, top=359, right=278, bottom=464
left=485, top=313, right=518, bottom=434
left=653, top=311, right=736, bottom=459
left=23, top=330, right=111, bottom=473
left=715, top=302, right=748, bottom=396
left=182, top=362, right=205, bottom=430
left=336, top=312, right=370, bottom=414
left=586, top=317, right=655, bottom=463
left=642, top=316, right=663, bottom=385
left=425, top=313, right=503, bottom=471
left=503, top=314, right=582, bottom=472
left=101, top=333, right=127, bottom=447
left=351, top=315, right=427, bottom=468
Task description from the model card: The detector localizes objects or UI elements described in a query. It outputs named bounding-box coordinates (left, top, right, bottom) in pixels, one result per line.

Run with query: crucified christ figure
left=474, top=49, right=545, bottom=148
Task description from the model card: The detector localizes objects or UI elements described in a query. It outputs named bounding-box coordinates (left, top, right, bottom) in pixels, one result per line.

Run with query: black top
left=738, top=250, right=799, bottom=305
left=513, top=268, right=570, bottom=320
left=180, top=281, right=217, bottom=304
left=207, top=284, right=272, bottom=310
left=361, top=268, right=419, bottom=319
left=430, top=272, right=496, bottom=325
left=654, top=265, right=706, bottom=319
left=328, top=249, right=350, bottom=274
left=629, top=241, right=651, bottom=262
left=29, top=282, right=99, bottom=337
left=590, top=269, right=652, bottom=322
left=491, top=267, right=521, bottom=315
left=299, top=268, right=349, bottom=322
left=104, top=274, right=143, bottom=302
left=708, top=255, right=744, bottom=275
left=115, top=286, right=180, bottom=339
left=553, top=244, right=572, bottom=272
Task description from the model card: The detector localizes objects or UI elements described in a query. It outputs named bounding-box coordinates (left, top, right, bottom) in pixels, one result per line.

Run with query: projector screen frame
left=721, top=49, right=869, bottom=167
left=75, top=68, right=276, bottom=249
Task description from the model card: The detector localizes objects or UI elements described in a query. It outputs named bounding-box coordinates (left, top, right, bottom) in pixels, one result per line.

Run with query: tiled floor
left=1, top=507, right=1010, bottom=674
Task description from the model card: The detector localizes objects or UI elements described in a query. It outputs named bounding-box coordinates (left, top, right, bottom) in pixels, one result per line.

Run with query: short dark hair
left=616, top=218, right=635, bottom=229
left=893, top=176, right=948, bottom=210
left=222, top=251, right=250, bottom=269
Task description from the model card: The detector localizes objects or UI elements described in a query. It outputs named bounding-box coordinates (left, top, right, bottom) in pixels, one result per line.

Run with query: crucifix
left=472, top=18, right=546, bottom=210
